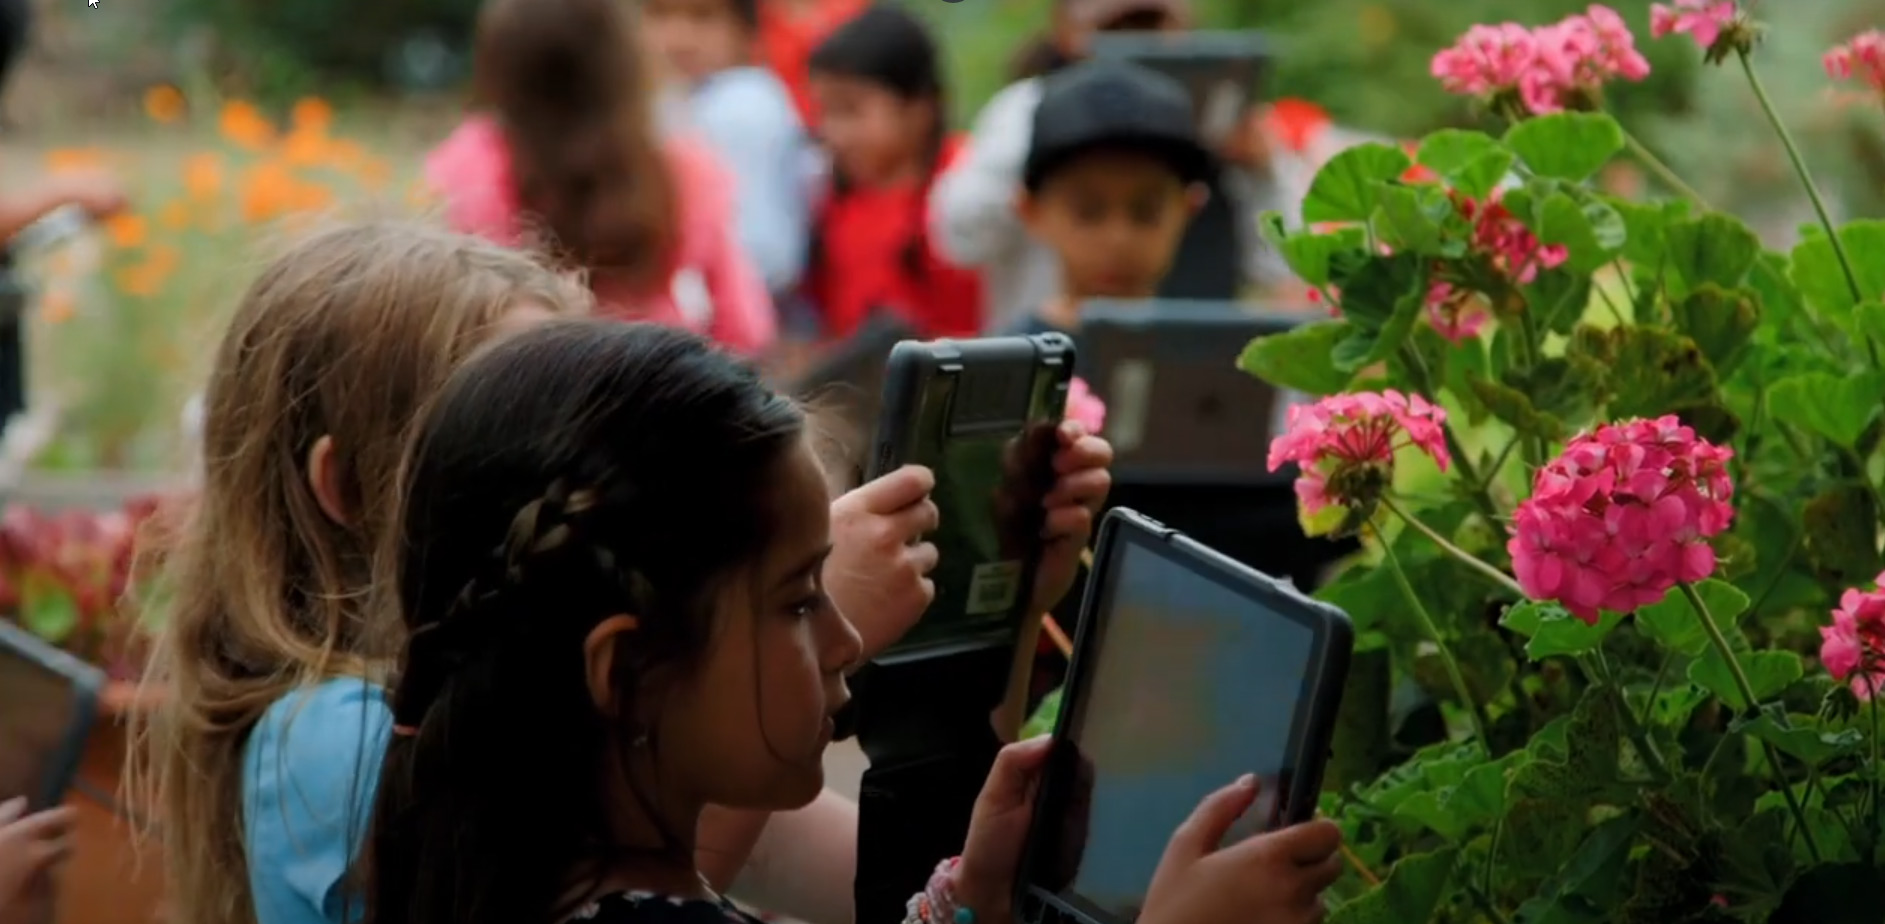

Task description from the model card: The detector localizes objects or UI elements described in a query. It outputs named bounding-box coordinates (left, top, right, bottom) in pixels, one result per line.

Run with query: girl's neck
left=581, top=855, right=712, bottom=903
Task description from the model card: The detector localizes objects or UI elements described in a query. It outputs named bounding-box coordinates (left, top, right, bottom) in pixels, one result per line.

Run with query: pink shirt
left=425, top=116, right=777, bottom=357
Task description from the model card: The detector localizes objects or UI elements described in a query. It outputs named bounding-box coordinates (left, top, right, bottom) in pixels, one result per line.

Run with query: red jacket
left=807, top=136, right=984, bottom=340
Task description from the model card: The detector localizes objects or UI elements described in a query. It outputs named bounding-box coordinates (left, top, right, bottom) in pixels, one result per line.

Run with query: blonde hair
left=130, top=219, right=590, bottom=924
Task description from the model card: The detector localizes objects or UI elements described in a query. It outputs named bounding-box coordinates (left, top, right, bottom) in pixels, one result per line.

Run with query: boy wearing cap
left=1003, top=59, right=1212, bottom=345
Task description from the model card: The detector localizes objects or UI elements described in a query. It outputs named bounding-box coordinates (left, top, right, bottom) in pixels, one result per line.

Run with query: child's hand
left=0, top=797, right=76, bottom=924
left=1141, top=777, right=1344, bottom=924
left=955, top=736, right=1053, bottom=924
left=50, top=171, right=128, bottom=219
left=1029, top=421, right=1113, bottom=614
left=825, top=465, right=940, bottom=659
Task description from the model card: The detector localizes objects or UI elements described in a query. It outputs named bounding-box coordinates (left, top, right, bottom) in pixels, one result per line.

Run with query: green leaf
left=1767, top=371, right=1885, bottom=447
left=1663, top=213, right=1761, bottom=298
left=1530, top=190, right=1625, bottom=273
left=1565, top=325, right=1717, bottom=419
left=1503, top=112, right=1624, bottom=181
left=1733, top=709, right=1865, bottom=768
left=20, top=587, right=79, bottom=644
left=1238, top=320, right=1355, bottom=395
left=1803, top=484, right=1882, bottom=587
left=1501, top=601, right=1621, bottom=659
left=1512, top=815, right=1641, bottom=924
left=1371, top=182, right=1452, bottom=255
left=1635, top=579, right=1748, bottom=658
left=1523, top=267, right=1595, bottom=337
left=1748, top=251, right=1803, bottom=331
left=1466, top=374, right=1566, bottom=440
left=1327, top=848, right=1458, bottom=924
left=1788, top=219, right=1885, bottom=322
left=1330, top=252, right=1422, bottom=329
left=1607, top=196, right=1686, bottom=266
left=1303, top=143, right=1415, bottom=224
left=1414, top=129, right=1514, bottom=199
left=1690, top=650, right=1802, bottom=712
left=1669, top=284, right=1759, bottom=376
left=1256, top=212, right=1365, bottom=287
left=1854, top=300, right=1885, bottom=347
left=1020, top=687, right=1061, bottom=739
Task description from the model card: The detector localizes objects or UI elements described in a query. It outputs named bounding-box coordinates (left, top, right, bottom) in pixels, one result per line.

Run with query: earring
left=630, top=730, right=650, bottom=749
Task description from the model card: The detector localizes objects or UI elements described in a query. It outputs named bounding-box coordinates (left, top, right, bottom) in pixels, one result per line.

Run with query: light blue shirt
left=242, top=679, right=392, bottom=924
left=688, top=66, right=812, bottom=296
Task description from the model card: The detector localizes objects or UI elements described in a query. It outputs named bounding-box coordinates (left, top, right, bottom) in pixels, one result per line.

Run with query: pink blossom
left=1431, top=6, right=1652, bottom=116
left=1822, top=573, right=1885, bottom=700
left=1065, top=377, right=1107, bottom=434
left=1424, top=283, right=1492, bottom=345
left=1649, top=0, right=1738, bottom=51
left=1266, top=390, right=1451, bottom=516
left=1824, top=30, right=1885, bottom=95
left=1458, top=189, right=1569, bottom=284
left=1507, top=416, right=1735, bottom=624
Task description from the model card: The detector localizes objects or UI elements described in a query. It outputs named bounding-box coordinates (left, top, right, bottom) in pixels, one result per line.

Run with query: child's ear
left=305, top=435, right=351, bottom=526
left=1184, top=183, right=1211, bottom=216
left=1015, top=189, right=1042, bottom=231
left=582, top=614, right=642, bottom=713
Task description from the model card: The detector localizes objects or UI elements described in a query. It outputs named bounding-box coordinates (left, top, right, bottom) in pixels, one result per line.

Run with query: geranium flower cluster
left=1421, top=190, right=1569, bottom=344
left=1267, top=390, right=1450, bottom=516
left=1649, top=1, right=1739, bottom=52
left=1508, top=416, right=1735, bottom=624
left=1824, top=30, right=1885, bottom=96
left=1822, top=573, right=1885, bottom=701
left=1431, top=5, right=1651, bottom=116
left=1065, top=377, right=1106, bottom=434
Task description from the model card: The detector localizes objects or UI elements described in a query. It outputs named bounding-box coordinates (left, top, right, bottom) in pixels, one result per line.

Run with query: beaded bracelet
left=901, top=856, right=975, bottom=924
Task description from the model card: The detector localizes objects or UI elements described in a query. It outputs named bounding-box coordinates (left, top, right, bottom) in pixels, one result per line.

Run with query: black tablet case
left=0, top=619, right=103, bottom=809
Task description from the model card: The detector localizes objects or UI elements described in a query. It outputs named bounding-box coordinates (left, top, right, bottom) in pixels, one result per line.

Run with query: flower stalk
left=1378, top=520, right=1492, bottom=751
left=1621, top=130, right=1710, bottom=207
left=1383, top=495, right=1526, bottom=599
left=1679, top=581, right=1822, bottom=860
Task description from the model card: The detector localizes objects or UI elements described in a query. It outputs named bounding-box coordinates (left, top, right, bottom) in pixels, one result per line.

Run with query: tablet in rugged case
left=1080, top=299, right=1309, bottom=487
left=0, top=619, right=104, bottom=809
left=1086, top=30, right=1271, bottom=147
left=866, top=334, right=1075, bottom=659
left=1017, top=508, right=1353, bottom=924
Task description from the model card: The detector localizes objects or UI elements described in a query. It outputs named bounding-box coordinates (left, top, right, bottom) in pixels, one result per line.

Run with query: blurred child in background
left=929, top=0, right=1191, bottom=330
left=1005, top=60, right=1212, bottom=345
left=426, top=0, right=776, bottom=357
left=802, top=4, right=981, bottom=341
left=756, top=0, right=866, bottom=126
left=642, top=0, right=811, bottom=303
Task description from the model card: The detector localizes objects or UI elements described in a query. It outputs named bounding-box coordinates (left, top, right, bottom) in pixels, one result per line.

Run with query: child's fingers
left=1302, top=851, right=1345, bottom=892
left=1051, top=434, right=1113, bottom=474
left=1042, top=467, right=1110, bottom=509
left=1274, top=818, right=1344, bottom=865
left=886, top=497, right=941, bottom=539
left=905, top=541, right=940, bottom=577
left=1039, top=505, right=1092, bottom=543
left=854, top=464, right=935, bottom=513
left=3, top=806, right=73, bottom=840
left=0, top=796, right=25, bottom=825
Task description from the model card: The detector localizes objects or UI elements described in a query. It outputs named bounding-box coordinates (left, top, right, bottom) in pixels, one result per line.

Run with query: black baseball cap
left=1023, top=59, right=1216, bottom=191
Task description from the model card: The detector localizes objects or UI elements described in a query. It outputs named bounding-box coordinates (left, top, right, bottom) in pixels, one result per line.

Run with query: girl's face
left=810, top=73, right=932, bottom=186
left=646, top=436, right=860, bottom=811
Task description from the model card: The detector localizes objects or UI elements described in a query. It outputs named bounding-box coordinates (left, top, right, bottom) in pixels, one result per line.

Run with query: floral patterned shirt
left=565, top=892, right=763, bottom=924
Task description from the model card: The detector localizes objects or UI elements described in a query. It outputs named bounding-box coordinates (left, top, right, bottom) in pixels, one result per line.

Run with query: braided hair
left=365, top=320, right=805, bottom=924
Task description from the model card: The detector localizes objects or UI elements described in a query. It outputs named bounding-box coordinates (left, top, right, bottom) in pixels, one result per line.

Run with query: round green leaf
left=1502, top=112, right=1625, bottom=182
left=1767, top=371, right=1885, bottom=448
left=1414, top=129, right=1514, bottom=199
left=1237, top=320, right=1356, bottom=396
left=1302, top=143, right=1414, bottom=224
left=1635, top=579, right=1748, bottom=658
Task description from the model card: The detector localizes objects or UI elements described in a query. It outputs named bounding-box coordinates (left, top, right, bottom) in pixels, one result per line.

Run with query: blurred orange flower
left=183, top=153, right=222, bottom=200
left=143, top=86, right=186, bottom=124
left=104, top=213, right=147, bottom=249
left=158, top=200, right=190, bottom=231
left=281, top=129, right=329, bottom=167
left=113, top=244, right=181, bottom=298
left=291, top=97, right=333, bottom=134
left=44, top=148, right=107, bottom=172
left=239, top=161, right=294, bottom=223
left=218, top=101, right=275, bottom=151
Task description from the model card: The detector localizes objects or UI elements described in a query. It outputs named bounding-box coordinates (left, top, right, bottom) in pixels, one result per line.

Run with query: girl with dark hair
left=363, top=320, right=1345, bottom=924
left=803, top=3, right=980, bottom=340
left=425, top=0, right=777, bottom=358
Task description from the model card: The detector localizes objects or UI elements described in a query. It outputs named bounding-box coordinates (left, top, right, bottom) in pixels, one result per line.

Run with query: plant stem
left=1340, top=844, right=1380, bottom=886
left=1383, top=495, right=1526, bottom=599
left=1377, top=519, right=1492, bottom=750
left=1679, top=581, right=1823, bottom=861
left=1592, top=649, right=1672, bottom=783
left=1737, top=51, right=1876, bottom=365
left=1621, top=130, right=1711, bottom=208
left=1513, top=311, right=1547, bottom=468
left=1638, top=652, right=1674, bottom=727
left=1397, top=345, right=1503, bottom=522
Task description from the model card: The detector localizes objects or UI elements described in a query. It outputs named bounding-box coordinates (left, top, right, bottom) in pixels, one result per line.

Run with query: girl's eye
left=788, top=593, right=825, bottom=619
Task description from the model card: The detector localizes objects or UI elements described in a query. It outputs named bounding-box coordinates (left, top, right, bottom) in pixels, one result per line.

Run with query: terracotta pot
left=55, top=681, right=165, bottom=924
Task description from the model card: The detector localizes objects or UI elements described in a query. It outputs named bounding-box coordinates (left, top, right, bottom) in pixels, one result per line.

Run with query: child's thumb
left=0, top=796, right=25, bottom=825
left=1161, top=774, right=1258, bottom=864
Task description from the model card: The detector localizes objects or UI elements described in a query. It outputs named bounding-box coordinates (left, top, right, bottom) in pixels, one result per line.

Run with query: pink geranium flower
left=1649, top=0, right=1739, bottom=51
left=1431, top=6, right=1651, bottom=116
left=1065, top=376, right=1106, bottom=434
left=1507, top=416, right=1735, bottom=624
left=1266, top=390, right=1450, bottom=517
left=1423, top=283, right=1492, bottom=345
left=1825, top=30, right=1885, bottom=96
left=1822, top=573, right=1885, bottom=700
left=1413, top=190, right=1566, bottom=345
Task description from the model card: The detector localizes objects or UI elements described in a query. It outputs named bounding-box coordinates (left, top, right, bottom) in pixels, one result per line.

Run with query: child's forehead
left=1039, top=149, right=1188, bottom=194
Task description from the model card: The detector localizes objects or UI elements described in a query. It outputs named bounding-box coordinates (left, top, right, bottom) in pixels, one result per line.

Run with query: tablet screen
left=0, top=640, right=83, bottom=805
left=1035, top=533, right=1317, bottom=921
